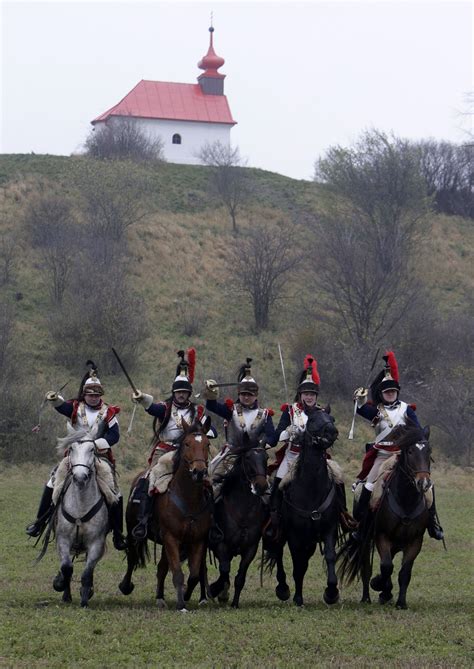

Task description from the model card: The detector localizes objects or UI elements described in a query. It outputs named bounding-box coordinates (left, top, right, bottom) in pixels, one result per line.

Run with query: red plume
left=385, top=350, right=399, bottom=382
left=303, top=354, right=320, bottom=385
left=187, top=347, right=196, bottom=383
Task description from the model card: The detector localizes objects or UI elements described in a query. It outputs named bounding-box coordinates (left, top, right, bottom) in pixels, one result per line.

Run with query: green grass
left=0, top=468, right=472, bottom=668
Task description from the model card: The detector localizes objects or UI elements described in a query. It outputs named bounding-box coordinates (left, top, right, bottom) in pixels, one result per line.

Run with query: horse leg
left=360, top=545, right=372, bottom=604
left=289, top=541, right=311, bottom=607
left=156, top=546, right=169, bottom=610
left=118, top=542, right=139, bottom=596
left=80, top=539, right=105, bottom=608
left=164, top=538, right=187, bottom=611
left=396, top=537, right=423, bottom=610
left=209, top=544, right=231, bottom=602
left=184, top=542, right=206, bottom=604
left=231, top=543, right=259, bottom=609
left=373, top=536, right=394, bottom=604
left=198, top=555, right=209, bottom=605
left=55, top=535, right=73, bottom=603
left=274, top=545, right=290, bottom=601
left=322, top=530, right=340, bottom=605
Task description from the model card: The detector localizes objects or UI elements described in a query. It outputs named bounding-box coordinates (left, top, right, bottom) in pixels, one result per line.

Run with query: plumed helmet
left=370, top=350, right=401, bottom=404
left=296, top=355, right=320, bottom=395
left=171, top=348, right=196, bottom=394
left=79, top=360, right=104, bottom=397
left=237, top=358, right=259, bottom=394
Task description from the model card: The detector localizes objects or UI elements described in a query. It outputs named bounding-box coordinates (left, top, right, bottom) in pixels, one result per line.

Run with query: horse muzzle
left=73, top=468, right=90, bottom=488
left=191, top=466, right=208, bottom=483
left=252, top=476, right=269, bottom=497
left=416, top=474, right=431, bottom=494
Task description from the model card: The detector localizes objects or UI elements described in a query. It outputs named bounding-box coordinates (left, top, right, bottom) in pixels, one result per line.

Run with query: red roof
left=92, top=80, right=236, bottom=126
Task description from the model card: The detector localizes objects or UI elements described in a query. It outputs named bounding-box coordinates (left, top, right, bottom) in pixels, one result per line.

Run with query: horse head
left=304, top=408, right=339, bottom=450
left=230, top=431, right=269, bottom=496
left=394, top=424, right=432, bottom=494
left=178, top=418, right=211, bottom=483
left=68, top=440, right=97, bottom=489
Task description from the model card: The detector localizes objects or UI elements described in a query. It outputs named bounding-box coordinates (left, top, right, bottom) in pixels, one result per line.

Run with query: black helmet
left=237, top=358, right=259, bottom=394
left=171, top=348, right=195, bottom=394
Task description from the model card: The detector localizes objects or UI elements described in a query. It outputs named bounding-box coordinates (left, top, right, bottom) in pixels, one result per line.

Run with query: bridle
left=397, top=440, right=431, bottom=486
left=181, top=433, right=210, bottom=473
left=68, top=440, right=98, bottom=482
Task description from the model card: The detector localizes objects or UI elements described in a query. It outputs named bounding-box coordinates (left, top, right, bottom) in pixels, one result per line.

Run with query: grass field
left=0, top=467, right=472, bottom=668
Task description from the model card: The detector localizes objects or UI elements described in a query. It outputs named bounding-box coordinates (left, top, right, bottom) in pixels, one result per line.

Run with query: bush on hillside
left=84, top=117, right=165, bottom=163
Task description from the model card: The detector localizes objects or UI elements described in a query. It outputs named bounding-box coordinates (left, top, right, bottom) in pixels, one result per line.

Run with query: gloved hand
left=45, top=391, right=58, bottom=402
left=132, top=390, right=153, bottom=409
left=353, top=387, right=368, bottom=408
left=94, top=437, right=110, bottom=451
left=203, top=379, right=219, bottom=400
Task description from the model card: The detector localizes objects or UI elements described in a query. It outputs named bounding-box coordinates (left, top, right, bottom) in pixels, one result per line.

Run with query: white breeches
left=276, top=447, right=300, bottom=480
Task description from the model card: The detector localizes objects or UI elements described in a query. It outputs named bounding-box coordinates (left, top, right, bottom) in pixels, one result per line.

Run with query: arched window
left=172, top=133, right=182, bottom=145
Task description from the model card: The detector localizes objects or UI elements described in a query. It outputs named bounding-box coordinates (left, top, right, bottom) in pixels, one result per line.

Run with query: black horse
left=265, top=408, right=341, bottom=607
left=209, top=432, right=269, bottom=608
left=338, top=424, right=433, bottom=609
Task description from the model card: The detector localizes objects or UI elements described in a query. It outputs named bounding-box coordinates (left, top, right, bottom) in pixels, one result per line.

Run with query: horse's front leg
left=274, top=544, right=290, bottom=601
left=396, top=536, right=423, bottom=610
left=289, top=536, right=313, bottom=607
left=164, top=536, right=186, bottom=611
left=156, top=545, right=169, bottom=609
left=54, top=533, right=74, bottom=603
left=322, top=528, right=339, bottom=605
left=209, top=543, right=232, bottom=602
left=231, top=542, right=259, bottom=609
left=80, top=537, right=105, bottom=608
left=372, top=535, right=394, bottom=604
left=184, top=541, right=206, bottom=604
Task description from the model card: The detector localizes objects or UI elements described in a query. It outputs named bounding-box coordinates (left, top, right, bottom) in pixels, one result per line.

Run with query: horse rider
left=267, top=355, right=352, bottom=538
left=352, top=350, right=444, bottom=541
left=203, top=358, right=276, bottom=501
left=131, top=348, right=217, bottom=540
left=26, top=361, right=127, bottom=551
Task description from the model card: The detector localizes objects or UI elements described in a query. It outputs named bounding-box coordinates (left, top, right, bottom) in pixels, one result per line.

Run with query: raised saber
left=112, top=347, right=138, bottom=394
left=348, top=347, right=380, bottom=440
left=194, top=382, right=239, bottom=399
left=278, top=342, right=289, bottom=404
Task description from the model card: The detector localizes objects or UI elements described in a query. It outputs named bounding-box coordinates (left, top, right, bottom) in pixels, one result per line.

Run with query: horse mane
left=56, top=427, right=95, bottom=456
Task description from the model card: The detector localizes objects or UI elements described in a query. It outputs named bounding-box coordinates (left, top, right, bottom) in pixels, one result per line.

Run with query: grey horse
left=50, top=429, right=111, bottom=607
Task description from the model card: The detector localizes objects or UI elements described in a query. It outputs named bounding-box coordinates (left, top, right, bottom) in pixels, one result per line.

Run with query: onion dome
left=198, top=26, right=225, bottom=78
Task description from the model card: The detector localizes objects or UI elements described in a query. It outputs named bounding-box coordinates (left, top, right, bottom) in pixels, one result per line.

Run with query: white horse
left=50, top=429, right=112, bottom=607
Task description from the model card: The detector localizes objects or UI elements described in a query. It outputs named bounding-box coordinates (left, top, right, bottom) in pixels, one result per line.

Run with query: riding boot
left=26, top=485, right=54, bottom=537
left=132, top=478, right=154, bottom=541
left=427, top=488, right=444, bottom=540
left=265, top=477, right=283, bottom=541
left=109, top=497, right=127, bottom=550
left=351, top=485, right=372, bottom=542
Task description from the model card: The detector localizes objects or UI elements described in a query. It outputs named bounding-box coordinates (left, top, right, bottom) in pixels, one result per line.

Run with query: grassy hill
left=0, top=154, right=472, bottom=470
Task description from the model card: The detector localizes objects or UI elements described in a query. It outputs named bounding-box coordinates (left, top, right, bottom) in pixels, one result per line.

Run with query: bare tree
left=0, top=234, right=18, bottom=286
left=23, top=194, right=79, bottom=305
left=84, top=117, right=165, bottom=163
left=311, top=130, right=429, bottom=349
left=198, top=141, right=249, bottom=233
left=74, top=160, right=156, bottom=254
left=228, top=219, right=303, bottom=331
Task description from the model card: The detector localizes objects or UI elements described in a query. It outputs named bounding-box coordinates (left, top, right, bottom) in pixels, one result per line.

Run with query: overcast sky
left=1, top=0, right=472, bottom=180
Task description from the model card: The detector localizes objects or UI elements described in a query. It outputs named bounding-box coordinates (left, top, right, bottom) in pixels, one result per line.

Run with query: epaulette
left=409, top=403, right=417, bottom=411
left=280, top=403, right=289, bottom=412
left=225, top=398, right=234, bottom=410
left=267, top=408, right=274, bottom=417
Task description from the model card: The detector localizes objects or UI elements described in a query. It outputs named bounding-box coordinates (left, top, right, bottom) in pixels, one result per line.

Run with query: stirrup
left=132, top=522, right=148, bottom=541
left=26, top=521, right=42, bottom=538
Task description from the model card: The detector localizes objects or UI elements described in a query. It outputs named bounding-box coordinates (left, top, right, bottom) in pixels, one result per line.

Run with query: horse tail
left=134, top=538, right=150, bottom=568
left=262, top=549, right=277, bottom=574
left=336, top=519, right=375, bottom=586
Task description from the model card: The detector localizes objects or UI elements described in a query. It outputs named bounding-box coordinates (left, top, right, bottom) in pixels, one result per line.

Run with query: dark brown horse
left=338, top=424, right=433, bottom=609
left=119, top=418, right=212, bottom=611
left=208, top=432, right=269, bottom=608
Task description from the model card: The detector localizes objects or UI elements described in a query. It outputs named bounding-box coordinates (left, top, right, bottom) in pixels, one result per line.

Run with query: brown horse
left=119, top=418, right=212, bottom=611
left=338, top=424, right=433, bottom=609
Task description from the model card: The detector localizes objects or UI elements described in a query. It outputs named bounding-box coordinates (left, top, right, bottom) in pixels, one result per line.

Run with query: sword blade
left=111, top=347, right=138, bottom=393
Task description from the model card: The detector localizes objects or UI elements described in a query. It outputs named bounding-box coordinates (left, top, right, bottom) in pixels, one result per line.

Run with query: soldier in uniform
left=203, top=358, right=276, bottom=501
left=131, top=348, right=216, bottom=540
left=352, top=350, right=443, bottom=540
left=267, top=355, right=352, bottom=538
left=26, top=361, right=127, bottom=550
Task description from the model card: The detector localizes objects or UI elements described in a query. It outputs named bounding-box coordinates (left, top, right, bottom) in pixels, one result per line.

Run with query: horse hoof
left=360, top=596, right=371, bottom=604
left=156, top=598, right=167, bottom=610
left=276, top=584, right=290, bottom=601
left=198, top=598, right=208, bottom=607
left=370, top=575, right=384, bottom=591
left=209, top=581, right=223, bottom=599
left=396, top=601, right=407, bottom=610
left=323, top=588, right=340, bottom=606
left=177, top=607, right=188, bottom=613
left=293, top=596, right=304, bottom=607
left=119, top=581, right=134, bottom=596
left=379, top=593, right=393, bottom=605
left=80, top=600, right=89, bottom=608
left=62, top=593, right=72, bottom=604
left=53, top=573, right=65, bottom=592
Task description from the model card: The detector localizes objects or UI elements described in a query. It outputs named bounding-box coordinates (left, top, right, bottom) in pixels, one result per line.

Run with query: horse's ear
left=423, top=425, right=430, bottom=441
left=201, top=415, right=211, bottom=434
left=181, top=418, right=190, bottom=433
left=324, top=404, right=331, bottom=415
